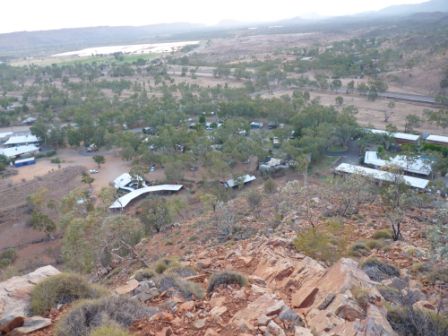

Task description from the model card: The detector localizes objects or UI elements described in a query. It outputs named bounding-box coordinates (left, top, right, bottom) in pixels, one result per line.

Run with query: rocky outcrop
left=0, top=266, right=60, bottom=322
left=127, top=238, right=403, bottom=335
left=0, top=265, right=59, bottom=335
left=292, top=258, right=396, bottom=336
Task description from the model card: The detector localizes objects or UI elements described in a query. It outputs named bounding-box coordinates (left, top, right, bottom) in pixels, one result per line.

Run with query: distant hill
left=0, top=23, right=204, bottom=59
left=372, top=0, right=448, bottom=17
left=1, top=0, right=448, bottom=60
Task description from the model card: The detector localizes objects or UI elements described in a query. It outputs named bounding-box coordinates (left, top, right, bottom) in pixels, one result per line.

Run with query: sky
left=1, top=0, right=428, bottom=34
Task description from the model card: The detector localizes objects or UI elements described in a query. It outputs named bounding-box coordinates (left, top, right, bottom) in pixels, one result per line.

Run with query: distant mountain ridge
left=371, top=0, right=448, bottom=16
left=0, top=23, right=205, bottom=58
left=0, top=0, right=447, bottom=59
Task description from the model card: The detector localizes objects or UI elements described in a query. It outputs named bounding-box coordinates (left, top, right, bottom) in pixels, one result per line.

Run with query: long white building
left=364, top=151, right=432, bottom=176
left=0, top=144, right=40, bottom=159
left=335, top=163, right=429, bottom=189
left=4, top=134, right=40, bottom=147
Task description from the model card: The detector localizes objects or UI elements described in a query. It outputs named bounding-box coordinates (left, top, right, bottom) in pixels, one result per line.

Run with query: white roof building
left=365, top=129, right=420, bottom=143
left=426, top=134, right=448, bottom=145
left=0, top=144, right=40, bottom=159
left=364, top=151, right=432, bottom=176
left=113, top=173, right=147, bottom=192
left=259, top=158, right=289, bottom=172
left=0, top=132, right=13, bottom=141
left=335, top=163, right=429, bottom=189
left=110, top=184, right=183, bottom=209
left=224, top=174, right=256, bottom=188
left=4, top=134, right=40, bottom=146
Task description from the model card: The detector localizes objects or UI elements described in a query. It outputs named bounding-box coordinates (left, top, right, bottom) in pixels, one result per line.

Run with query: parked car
left=89, top=169, right=99, bottom=174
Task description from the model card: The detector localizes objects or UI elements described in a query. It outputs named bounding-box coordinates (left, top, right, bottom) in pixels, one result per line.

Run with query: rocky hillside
left=1, top=179, right=447, bottom=336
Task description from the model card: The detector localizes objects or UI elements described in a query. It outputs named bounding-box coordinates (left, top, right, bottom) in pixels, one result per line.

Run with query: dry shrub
left=90, top=325, right=131, bottom=336
left=134, top=268, right=155, bottom=282
left=361, top=257, right=400, bottom=281
left=207, top=271, right=247, bottom=294
left=349, top=242, right=371, bottom=257
left=293, top=218, right=348, bottom=265
left=30, top=273, right=108, bottom=315
left=352, top=286, right=370, bottom=311
left=55, top=296, right=155, bottom=336
left=372, top=229, right=393, bottom=240
left=155, top=274, right=204, bottom=299
left=387, top=307, right=448, bottom=336
left=154, top=257, right=180, bottom=274
left=426, top=267, right=448, bottom=285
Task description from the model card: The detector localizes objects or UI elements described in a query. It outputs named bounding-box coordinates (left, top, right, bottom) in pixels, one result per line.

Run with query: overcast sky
left=1, top=0, right=428, bottom=34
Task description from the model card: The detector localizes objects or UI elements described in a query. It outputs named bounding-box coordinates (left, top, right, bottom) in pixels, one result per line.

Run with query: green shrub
left=154, top=257, right=180, bottom=274
left=89, top=325, right=131, bottom=336
left=372, top=229, right=393, bottom=240
left=387, top=307, right=448, bottom=336
left=134, top=268, right=155, bottom=282
left=0, top=248, right=17, bottom=269
left=31, top=273, right=108, bottom=315
left=378, top=285, right=403, bottom=305
left=410, top=262, right=432, bottom=276
left=56, top=296, right=154, bottom=336
left=155, top=274, right=204, bottom=299
left=246, top=190, right=262, bottom=209
left=361, top=257, right=400, bottom=281
left=349, top=242, right=371, bottom=257
left=365, top=239, right=386, bottom=250
left=426, top=267, right=448, bottom=285
left=264, top=178, right=277, bottom=194
left=207, top=271, right=247, bottom=294
left=166, top=266, right=197, bottom=278
left=293, top=219, right=348, bottom=264
left=51, top=157, right=62, bottom=164
left=352, top=286, right=370, bottom=311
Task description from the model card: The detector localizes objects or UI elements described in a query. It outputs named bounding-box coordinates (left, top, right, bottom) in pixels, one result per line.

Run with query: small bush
left=410, top=262, right=432, bottom=276
left=246, top=190, right=262, bottom=209
left=361, top=257, right=400, bottom=281
left=352, top=286, right=370, bottom=311
left=0, top=248, right=17, bottom=269
left=51, top=157, right=62, bottom=164
left=31, top=273, right=108, bottom=315
left=55, top=296, right=154, bottom=336
left=207, top=271, right=247, bottom=294
left=154, top=257, right=180, bottom=274
left=155, top=274, right=204, bottom=299
left=264, top=178, right=277, bottom=194
left=426, top=267, right=448, bottom=285
left=90, top=325, right=131, bottom=336
left=349, top=242, right=371, bottom=257
left=378, top=285, right=403, bottom=305
left=372, top=229, right=393, bottom=240
left=387, top=307, right=448, bottom=336
left=365, top=239, right=386, bottom=250
left=167, top=266, right=197, bottom=278
left=293, top=219, right=348, bottom=264
left=134, top=268, right=155, bottom=282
